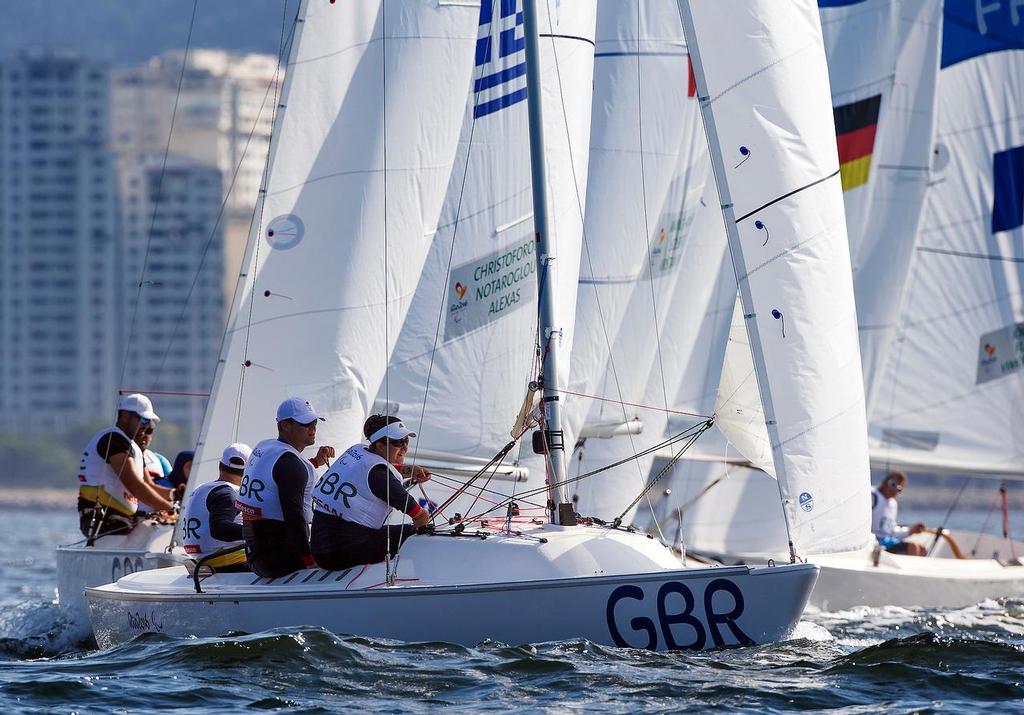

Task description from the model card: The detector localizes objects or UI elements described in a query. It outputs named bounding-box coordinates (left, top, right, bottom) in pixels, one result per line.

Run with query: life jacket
left=141, top=449, right=166, bottom=482
left=236, top=438, right=314, bottom=523
left=182, top=481, right=246, bottom=568
left=870, top=487, right=904, bottom=538
left=313, top=444, right=402, bottom=529
left=78, top=426, right=143, bottom=517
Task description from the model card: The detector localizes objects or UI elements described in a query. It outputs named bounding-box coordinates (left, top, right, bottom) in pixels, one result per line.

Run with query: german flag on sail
left=833, top=94, right=881, bottom=191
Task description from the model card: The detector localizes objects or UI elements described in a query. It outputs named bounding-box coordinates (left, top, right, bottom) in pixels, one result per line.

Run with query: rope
left=549, top=388, right=712, bottom=419
left=970, top=487, right=1001, bottom=557
left=462, top=422, right=710, bottom=523
left=926, top=476, right=970, bottom=557
left=612, top=419, right=713, bottom=527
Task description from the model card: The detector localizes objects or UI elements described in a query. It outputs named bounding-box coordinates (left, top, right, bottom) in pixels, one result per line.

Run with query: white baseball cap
left=220, top=442, right=252, bottom=469
left=276, top=397, right=324, bottom=424
left=368, top=420, right=416, bottom=445
left=118, top=393, right=160, bottom=422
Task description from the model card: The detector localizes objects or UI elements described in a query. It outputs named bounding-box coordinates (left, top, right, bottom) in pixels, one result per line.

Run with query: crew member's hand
left=173, top=483, right=186, bottom=503
left=412, top=507, right=431, bottom=529
left=401, top=464, right=431, bottom=484
left=311, top=445, right=336, bottom=468
left=149, top=510, right=178, bottom=525
left=909, top=522, right=926, bottom=535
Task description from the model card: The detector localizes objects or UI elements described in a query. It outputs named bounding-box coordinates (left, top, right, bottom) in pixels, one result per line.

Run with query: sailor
left=181, top=443, right=253, bottom=572
left=310, top=414, right=431, bottom=571
left=77, top=393, right=176, bottom=538
left=160, top=450, right=194, bottom=491
left=132, top=421, right=181, bottom=504
left=871, top=471, right=927, bottom=556
left=236, top=397, right=335, bottom=577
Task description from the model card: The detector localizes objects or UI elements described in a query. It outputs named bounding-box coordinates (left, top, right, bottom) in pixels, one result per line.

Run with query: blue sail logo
left=473, top=0, right=527, bottom=118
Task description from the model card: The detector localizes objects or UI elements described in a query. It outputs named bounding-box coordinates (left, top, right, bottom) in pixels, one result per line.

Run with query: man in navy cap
left=236, top=397, right=335, bottom=577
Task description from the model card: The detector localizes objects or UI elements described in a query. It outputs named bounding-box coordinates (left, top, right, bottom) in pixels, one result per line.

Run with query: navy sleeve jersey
left=367, top=464, right=419, bottom=515
left=207, top=483, right=242, bottom=543
left=272, top=451, right=312, bottom=557
left=96, top=431, right=133, bottom=464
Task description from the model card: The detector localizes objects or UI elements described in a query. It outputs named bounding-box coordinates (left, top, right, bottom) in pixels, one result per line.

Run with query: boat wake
left=0, top=600, right=94, bottom=658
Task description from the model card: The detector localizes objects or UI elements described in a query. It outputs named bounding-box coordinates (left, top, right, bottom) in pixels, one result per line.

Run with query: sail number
left=605, top=578, right=753, bottom=650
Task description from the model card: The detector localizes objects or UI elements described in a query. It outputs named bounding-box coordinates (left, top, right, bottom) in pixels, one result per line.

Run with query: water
left=2, top=505, right=1024, bottom=712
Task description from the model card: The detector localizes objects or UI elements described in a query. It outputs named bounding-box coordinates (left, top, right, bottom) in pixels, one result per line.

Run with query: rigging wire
left=117, top=0, right=199, bottom=403
left=233, top=0, right=298, bottom=442
left=926, top=475, right=971, bottom=557
left=540, top=0, right=657, bottom=527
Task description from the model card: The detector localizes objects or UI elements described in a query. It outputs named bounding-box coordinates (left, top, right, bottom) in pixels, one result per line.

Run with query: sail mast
left=522, top=0, right=569, bottom=523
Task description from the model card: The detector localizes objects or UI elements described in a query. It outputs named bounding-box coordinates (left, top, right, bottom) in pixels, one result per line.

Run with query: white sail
left=563, top=0, right=702, bottom=447
left=381, top=0, right=597, bottom=514
left=679, top=0, right=872, bottom=556
left=572, top=186, right=729, bottom=522
left=820, top=0, right=942, bottom=411
left=183, top=1, right=479, bottom=504
left=869, top=8, right=1024, bottom=476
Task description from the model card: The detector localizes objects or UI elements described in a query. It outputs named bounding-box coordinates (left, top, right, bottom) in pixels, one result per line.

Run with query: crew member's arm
left=207, top=484, right=243, bottom=543
left=367, top=465, right=430, bottom=528
left=273, top=453, right=316, bottom=567
left=108, top=451, right=174, bottom=512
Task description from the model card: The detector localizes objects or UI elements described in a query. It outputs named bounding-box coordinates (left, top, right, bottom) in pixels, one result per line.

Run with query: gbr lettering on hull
left=605, top=578, right=754, bottom=650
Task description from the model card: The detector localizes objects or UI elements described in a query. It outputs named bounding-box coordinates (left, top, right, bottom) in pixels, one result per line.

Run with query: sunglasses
left=139, top=417, right=153, bottom=426
left=387, top=437, right=410, bottom=448
left=887, top=480, right=903, bottom=492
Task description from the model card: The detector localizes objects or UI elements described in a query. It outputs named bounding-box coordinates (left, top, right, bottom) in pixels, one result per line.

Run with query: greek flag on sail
left=474, top=0, right=528, bottom=118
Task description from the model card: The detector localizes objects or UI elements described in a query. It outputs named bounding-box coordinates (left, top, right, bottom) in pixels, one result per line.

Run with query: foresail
left=183, top=0, right=478, bottom=506
left=869, top=8, right=1024, bottom=476
left=820, top=0, right=942, bottom=412
left=680, top=0, right=872, bottom=555
left=563, top=0, right=701, bottom=449
left=380, top=0, right=597, bottom=515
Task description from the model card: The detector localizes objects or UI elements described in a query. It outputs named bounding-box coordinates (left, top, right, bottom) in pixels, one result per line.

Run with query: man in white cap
left=310, top=414, right=431, bottom=571
left=77, top=393, right=176, bottom=538
left=181, top=443, right=253, bottom=572
left=236, top=397, right=335, bottom=577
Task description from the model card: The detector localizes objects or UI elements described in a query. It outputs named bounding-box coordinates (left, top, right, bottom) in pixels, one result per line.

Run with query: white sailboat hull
left=56, top=521, right=178, bottom=623
left=811, top=531, right=1024, bottom=610
left=87, top=525, right=817, bottom=651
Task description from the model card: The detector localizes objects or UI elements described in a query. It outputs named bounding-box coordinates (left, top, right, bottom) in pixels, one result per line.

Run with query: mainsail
left=680, top=0, right=872, bottom=556
left=180, top=0, right=479, bottom=511
left=565, top=0, right=710, bottom=520
left=380, top=0, right=597, bottom=515
left=869, top=6, right=1024, bottom=476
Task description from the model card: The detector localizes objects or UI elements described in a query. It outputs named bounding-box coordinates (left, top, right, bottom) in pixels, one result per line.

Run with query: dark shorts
left=242, top=521, right=307, bottom=578
left=310, top=511, right=416, bottom=572
left=886, top=541, right=914, bottom=555
left=78, top=498, right=135, bottom=539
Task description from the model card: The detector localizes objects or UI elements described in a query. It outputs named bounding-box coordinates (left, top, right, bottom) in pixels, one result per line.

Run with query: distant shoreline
left=0, top=488, right=77, bottom=510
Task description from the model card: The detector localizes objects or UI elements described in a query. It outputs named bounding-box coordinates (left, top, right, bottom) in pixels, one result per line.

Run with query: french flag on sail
left=473, top=0, right=528, bottom=118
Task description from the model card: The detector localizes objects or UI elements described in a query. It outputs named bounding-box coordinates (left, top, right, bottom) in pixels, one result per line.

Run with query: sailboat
left=631, top=0, right=1024, bottom=610
left=85, top=0, right=831, bottom=650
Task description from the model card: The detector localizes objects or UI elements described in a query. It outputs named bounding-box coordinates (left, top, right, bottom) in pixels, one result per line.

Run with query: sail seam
left=705, top=38, right=820, bottom=105
left=734, top=169, right=840, bottom=223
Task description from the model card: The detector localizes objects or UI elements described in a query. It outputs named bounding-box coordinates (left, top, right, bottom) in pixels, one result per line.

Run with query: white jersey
left=141, top=449, right=165, bottom=481
left=313, top=444, right=402, bottom=529
left=182, top=480, right=242, bottom=556
left=78, top=426, right=144, bottom=516
left=236, top=438, right=315, bottom=523
left=870, top=488, right=907, bottom=540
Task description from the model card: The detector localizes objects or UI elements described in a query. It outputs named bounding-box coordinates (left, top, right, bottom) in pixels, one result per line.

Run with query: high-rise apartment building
left=118, top=154, right=225, bottom=434
left=112, top=49, right=280, bottom=300
left=0, top=50, right=119, bottom=432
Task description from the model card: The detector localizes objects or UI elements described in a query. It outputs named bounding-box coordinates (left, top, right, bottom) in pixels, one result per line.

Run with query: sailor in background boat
left=132, top=420, right=181, bottom=510
left=77, top=393, right=176, bottom=538
left=181, top=443, right=253, bottom=572
left=310, top=415, right=431, bottom=571
left=871, top=471, right=927, bottom=556
left=236, top=397, right=335, bottom=577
